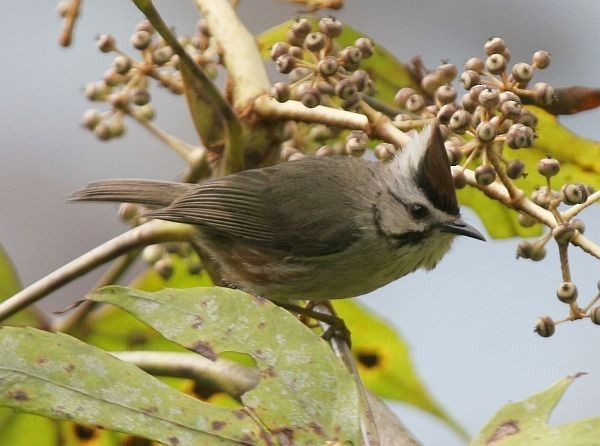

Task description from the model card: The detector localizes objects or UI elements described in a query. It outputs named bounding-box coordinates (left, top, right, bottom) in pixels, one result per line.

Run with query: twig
left=562, top=190, right=600, bottom=221
left=58, top=0, right=82, bottom=47
left=359, top=101, right=412, bottom=146
left=51, top=250, right=141, bottom=333
left=0, top=221, right=197, bottom=323
left=111, top=351, right=259, bottom=397
left=453, top=166, right=600, bottom=259
left=313, top=303, right=381, bottom=446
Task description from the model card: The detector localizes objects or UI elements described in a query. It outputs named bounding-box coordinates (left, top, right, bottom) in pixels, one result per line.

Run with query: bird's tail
left=68, top=179, right=193, bottom=207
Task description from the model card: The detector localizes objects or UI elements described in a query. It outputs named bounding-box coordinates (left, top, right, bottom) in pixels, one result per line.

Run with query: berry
left=437, top=103, right=458, bottom=124
left=506, top=124, right=534, bottom=149
left=517, top=109, right=538, bottom=129
left=405, top=94, right=424, bottom=112
left=475, top=165, right=496, bottom=185
left=82, top=109, right=102, bottom=130
left=506, top=159, right=526, bottom=179
left=591, top=307, right=600, bottom=325
left=291, top=18, right=312, bottom=38
left=154, top=258, right=174, bottom=280
left=316, top=145, right=335, bottom=157
left=534, top=316, right=555, bottom=337
left=304, top=32, right=326, bottom=52
left=460, top=93, right=476, bottom=113
left=435, top=85, right=457, bottom=104
left=335, top=78, right=357, bottom=99
left=421, top=73, right=444, bottom=93
left=152, top=46, right=173, bottom=66
left=112, top=55, right=132, bottom=74
left=453, top=170, right=468, bottom=189
left=485, top=54, right=507, bottom=74
left=478, top=88, right=500, bottom=109
left=449, top=110, right=471, bottom=133
left=271, top=42, right=290, bottom=61
left=394, top=87, right=416, bottom=107
left=270, top=82, right=290, bottom=102
left=484, top=37, right=507, bottom=56
left=552, top=222, right=576, bottom=244
left=511, top=62, right=533, bottom=83
left=464, top=57, right=485, bottom=73
left=476, top=121, right=496, bottom=142
left=297, top=84, right=321, bottom=108
left=518, top=212, right=537, bottom=228
left=437, top=63, right=458, bottom=83
left=532, top=50, right=551, bottom=69
left=460, top=70, right=480, bottom=90
left=318, top=17, right=343, bottom=37
left=500, top=100, right=522, bottom=120
left=318, top=56, right=339, bottom=76
left=130, top=88, right=150, bottom=106
left=340, top=46, right=363, bottom=66
left=534, top=82, right=555, bottom=106
left=537, top=157, right=560, bottom=178
left=97, top=34, right=116, bottom=53
left=374, top=143, right=396, bottom=161
left=572, top=219, right=586, bottom=234
left=130, top=30, right=152, bottom=50
left=350, top=70, right=369, bottom=91
left=355, top=38, right=374, bottom=58
left=561, top=183, right=589, bottom=205
left=94, top=122, right=112, bottom=141
left=556, top=282, right=578, bottom=303
left=275, top=54, right=296, bottom=74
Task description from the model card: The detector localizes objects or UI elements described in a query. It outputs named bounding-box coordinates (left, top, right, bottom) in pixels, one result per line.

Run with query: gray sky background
left=1, top=1, right=599, bottom=444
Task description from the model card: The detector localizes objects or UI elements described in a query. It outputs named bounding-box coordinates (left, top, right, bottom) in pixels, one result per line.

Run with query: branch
left=0, top=221, right=197, bottom=323
left=111, top=351, right=259, bottom=397
left=453, top=166, right=600, bottom=259
left=194, top=0, right=271, bottom=108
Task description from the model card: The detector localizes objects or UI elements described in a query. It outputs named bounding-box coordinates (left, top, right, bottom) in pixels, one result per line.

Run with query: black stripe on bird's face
left=416, top=125, right=460, bottom=216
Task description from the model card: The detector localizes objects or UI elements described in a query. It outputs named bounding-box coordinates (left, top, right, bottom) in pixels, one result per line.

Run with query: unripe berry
left=532, top=50, right=551, bottom=69
left=82, top=109, right=102, bottom=130
left=591, top=307, right=600, bottom=325
left=449, top=110, right=471, bottom=133
left=421, top=73, right=444, bottom=93
left=94, top=122, right=112, bottom=141
left=537, top=157, right=560, bottom=178
left=394, top=87, right=416, bottom=107
left=291, top=18, right=312, bottom=38
left=556, top=282, right=578, bottom=303
left=476, top=121, right=496, bottom=142
left=316, top=145, right=335, bottom=157
left=297, top=84, right=321, bottom=108
left=355, top=37, right=374, bottom=58
left=464, top=57, right=485, bottom=74
left=340, top=46, right=363, bottom=66
left=534, top=82, right=555, bottom=106
left=506, top=124, right=534, bottom=149
left=374, top=143, right=396, bottom=161
left=317, top=81, right=335, bottom=95
left=405, top=94, right=425, bottom=112
left=152, top=46, right=174, bottom=66
left=572, top=219, right=586, bottom=234
left=484, top=37, right=507, bottom=56
left=109, top=92, right=129, bottom=110
left=154, top=258, right=174, bottom=280
left=112, top=55, right=132, bottom=75
left=437, top=103, right=457, bottom=124
left=130, top=30, right=152, bottom=50
left=345, top=136, right=366, bottom=157
left=461, top=93, right=477, bottom=113
left=437, top=63, right=458, bottom=83
left=460, top=70, right=480, bottom=90
left=435, top=85, right=457, bottom=104
left=335, top=78, right=357, bottom=99
left=485, top=54, right=507, bottom=74
left=286, top=29, right=304, bottom=47
left=511, top=62, right=533, bottom=84
left=317, top=56, right=339, bottom=76
left=304, top=32, right=326, bottom=52
left=288, top=46, right=304, bottom=61
left=552, top=222, right=576, bottom=244
left=499, top=91, right=521, bottom=105
left=452, top=170, right=468, bottom=189
left=475, top=165, right=496, bottom=186
left=517, top=109, right=538, bottom=129
left=561, top=183, right=589, bottom=205
left=490, top=115, right=511, bottom=134
left=134, top=104, right=156, bottom=121
left=500, top=100, right=522, bottom=120
left=341, top=94, right=361, bottom=110
left=350, top=70, right=369, bottom=91
left=531, top=186, right=559, bottom=209
left=97, top=34, right=116, bottom=53
left=271, top=42, right=289, bottom=61
left=534, top=316, right=555, bottom=337
left=478, top=88, right=500, bottom=109
left=275, top=54, right=296, bottom=74
left=130, top=88, right=150, bottom=106
left=506, top=159, right=526, bottom=179
left=271, top=82, right=290, bottom=102
left=142, top=244, right=163, bottom=265
left=517, top=240, right=546, bottom=261
left=109, top=119, right=125, bottom=138
left=518, top=212, right=537, bottom=228
left=319, top=17, right=343, bottom=37
left=118, top=202, right=139, bottom=222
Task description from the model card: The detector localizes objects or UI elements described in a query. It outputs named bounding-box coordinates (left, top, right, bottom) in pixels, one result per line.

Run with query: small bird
left=71, top=125, right=484, bottom=303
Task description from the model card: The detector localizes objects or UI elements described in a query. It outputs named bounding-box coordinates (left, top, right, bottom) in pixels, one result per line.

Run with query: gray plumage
left=70, top=125, right=484, bottom=302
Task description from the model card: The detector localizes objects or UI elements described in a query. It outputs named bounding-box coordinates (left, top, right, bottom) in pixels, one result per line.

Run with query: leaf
left=333, top=300, right=468, bottom=440
left=458, top=106, right=600, bottom=239
left=0, top=243, right=44, bottom=327
left=90, top=286, right=362, bottom=444
left=257, top=19, right=418, bottom=103
left=470, top=373, right=600, bottom=446
left=0, top=326, right=266, bottom=445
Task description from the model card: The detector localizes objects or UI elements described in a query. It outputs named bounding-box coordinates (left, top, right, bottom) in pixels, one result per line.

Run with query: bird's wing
left=145, top=157, right=371, bottom=257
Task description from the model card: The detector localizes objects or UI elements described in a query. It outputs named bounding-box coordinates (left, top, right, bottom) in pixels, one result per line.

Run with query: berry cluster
left=82, top=20, right=220, bottom=140
left=269, top=18, right=401, bottom=161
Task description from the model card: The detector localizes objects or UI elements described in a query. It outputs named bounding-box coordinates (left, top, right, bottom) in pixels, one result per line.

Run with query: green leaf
left=0, top=326, right=266, bottom=445
left=333, top=300, right=468, bottom=440
left=470, top=373, right=600, bottom=446
left=90, top=285, right=362, bottom=444
left=458, top=107, right=600, bottom=239
left=0, top=243, right=43, bottom=327
left=257, top=19, right=418, bottom=103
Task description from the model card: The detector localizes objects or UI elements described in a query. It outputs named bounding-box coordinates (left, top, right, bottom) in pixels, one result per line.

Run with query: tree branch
left=0, top=221, right=198, bottom=323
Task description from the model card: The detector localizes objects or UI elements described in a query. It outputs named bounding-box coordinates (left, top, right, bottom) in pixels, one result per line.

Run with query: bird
left=70, top=125, right=484, bottom=303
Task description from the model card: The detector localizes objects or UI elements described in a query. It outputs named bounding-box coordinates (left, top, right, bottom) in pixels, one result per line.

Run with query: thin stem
left=111, top=351, right=259, bottom=397
left=132, top=0, right=245, bottom=174
left=0, top=221, right=197, bottom=323
left=58, top=0, right=82, bottom=47
left=359, top=94, right=404, bottom=118
left=562, top=190, right=600, bottom=221
left=52, top=249, right=141, bottom=333
left=128, top=110, right=199, bottom=163
left=583, top=293, right=600, bottom=313
left=392, top=118, right=435, bottom=132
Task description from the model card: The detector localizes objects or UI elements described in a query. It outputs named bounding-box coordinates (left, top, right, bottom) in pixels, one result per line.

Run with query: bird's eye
left=409, top=203, right=429, bottom=220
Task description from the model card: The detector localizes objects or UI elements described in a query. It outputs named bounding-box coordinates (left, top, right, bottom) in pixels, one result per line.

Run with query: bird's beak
left=440, top=218, right=486, bottom=241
